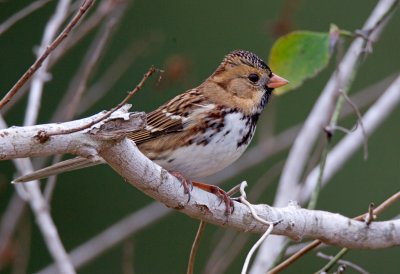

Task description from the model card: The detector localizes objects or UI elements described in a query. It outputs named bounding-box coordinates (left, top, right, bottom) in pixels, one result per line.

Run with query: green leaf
left=268, top=30, right=331, bottom=95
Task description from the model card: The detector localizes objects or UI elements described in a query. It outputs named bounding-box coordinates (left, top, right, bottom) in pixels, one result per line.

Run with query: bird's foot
left=192, top=181, right=234, bottom=216
left=170, top=171, right=193, bottom=202
left=169, top=171, right=234, bottom=215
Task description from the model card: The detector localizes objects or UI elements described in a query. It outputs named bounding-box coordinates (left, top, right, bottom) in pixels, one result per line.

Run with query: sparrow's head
left=205, top=50, right=288, bottom=115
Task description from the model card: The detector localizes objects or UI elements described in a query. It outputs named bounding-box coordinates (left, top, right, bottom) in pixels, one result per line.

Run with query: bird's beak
left=267, top=73, right=289, bottom=89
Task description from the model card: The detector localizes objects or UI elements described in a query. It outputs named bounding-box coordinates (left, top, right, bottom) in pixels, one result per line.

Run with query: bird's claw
left=170, top=171, right=193, bottom=203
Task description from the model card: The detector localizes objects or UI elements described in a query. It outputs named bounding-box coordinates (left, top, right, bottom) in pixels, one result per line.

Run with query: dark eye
left=248, top=73, right=259, bottom=83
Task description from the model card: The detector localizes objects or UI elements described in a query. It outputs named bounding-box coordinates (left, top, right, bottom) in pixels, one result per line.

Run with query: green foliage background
left=0, top=0, right=399, bottom=273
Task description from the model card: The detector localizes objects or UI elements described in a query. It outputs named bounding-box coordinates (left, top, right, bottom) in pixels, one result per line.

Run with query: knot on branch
left=35, top=130, right=50, bottom=143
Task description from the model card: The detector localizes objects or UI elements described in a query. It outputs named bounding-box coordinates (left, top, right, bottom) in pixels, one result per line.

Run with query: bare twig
left=186, top=221, right=207, bottom=274
left=204, top=162, right=283, bottom=274
left=267, top=240, right=321, bottom=274
left=364, top=203, right=376, bottom=225
left=45, top=66, right=156, bottom=137
left=0, top=0, right=94, bottom=109
left=316, top=248, right=348, bottom=274
left=204, top=231, right=247, bottom=274
left=239, top=182, right=281, bottom=274
left=0, top=0, right=53, bottom=35
left=317, top=252, right=370, bottom=274
left=357, top=192, right=400, bottom=220
left=340, top=91, right=368, bottom=159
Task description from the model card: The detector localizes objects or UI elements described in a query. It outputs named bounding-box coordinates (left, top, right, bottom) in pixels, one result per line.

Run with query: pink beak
left=267, top=73, right=289, bottom=89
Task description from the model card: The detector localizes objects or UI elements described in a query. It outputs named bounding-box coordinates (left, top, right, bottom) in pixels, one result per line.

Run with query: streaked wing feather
left=127, top=89, right=206, bottom=144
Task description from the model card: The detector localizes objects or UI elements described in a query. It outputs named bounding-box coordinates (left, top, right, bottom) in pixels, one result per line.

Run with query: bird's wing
left=127, top=89, right=209, bottom=144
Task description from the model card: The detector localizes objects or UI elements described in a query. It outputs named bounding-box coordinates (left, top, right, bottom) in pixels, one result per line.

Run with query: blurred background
left=0, top=0, right=399, bottom=273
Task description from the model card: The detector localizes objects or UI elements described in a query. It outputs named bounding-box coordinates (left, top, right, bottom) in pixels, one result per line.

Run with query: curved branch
left=1, top=107, right=398, bottom=254
left=98, top=138, right=400, bottom=249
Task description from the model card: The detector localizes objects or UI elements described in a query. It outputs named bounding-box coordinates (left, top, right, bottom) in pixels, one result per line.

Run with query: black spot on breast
left=197, top=138, right=209, bottom=146
left=167, top=158, right=175, bottom=163
left=237, top=114, right=260, bottom=148
left=223, top=130, right=231, bottom=136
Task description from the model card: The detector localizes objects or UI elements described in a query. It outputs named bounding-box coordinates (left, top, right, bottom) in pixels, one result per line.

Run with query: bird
left=14, top=50, right=288, bottom=214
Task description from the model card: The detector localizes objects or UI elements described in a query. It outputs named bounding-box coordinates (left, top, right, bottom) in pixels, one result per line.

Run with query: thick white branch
left=0, top=105, right=144, bottom=160
left=97, top=138, right=400, bottom=249
left=2, top=106, right=398, bottom=253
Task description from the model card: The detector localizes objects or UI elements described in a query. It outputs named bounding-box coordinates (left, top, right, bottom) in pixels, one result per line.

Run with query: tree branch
left=1, top=107, right=399, bottom=255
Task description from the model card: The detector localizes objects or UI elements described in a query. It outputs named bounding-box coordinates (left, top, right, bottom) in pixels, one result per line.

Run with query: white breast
left=154, top=112, right=255, bottom=180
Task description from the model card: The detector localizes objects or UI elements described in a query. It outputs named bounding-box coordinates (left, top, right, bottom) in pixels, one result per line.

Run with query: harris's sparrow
left=15, top=50, right=288, bottom=213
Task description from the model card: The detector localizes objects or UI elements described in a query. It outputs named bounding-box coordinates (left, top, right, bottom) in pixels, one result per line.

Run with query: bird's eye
left=248, top=73, right=259, bottom=83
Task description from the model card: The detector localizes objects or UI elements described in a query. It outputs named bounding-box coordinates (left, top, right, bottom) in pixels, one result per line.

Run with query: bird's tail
left=13, top=156, right=105, bottom=183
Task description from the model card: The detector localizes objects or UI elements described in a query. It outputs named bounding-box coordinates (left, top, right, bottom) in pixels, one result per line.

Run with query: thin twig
left=186, top=221, right=207, bottom=274
left=0, top=0, right=53, bottom=35
left=316, top=248, right=348, bottom=274
left=45, top=66, right=156, bottom=137
left=204, top=162, right=283, bottom=274
left=317, top=252, right=370, bottom=274
left=364, top=203, right=376, bottom=225
left=238, top=182, right=281, bottom=274
left=0, top=0, right=94, bottom=109
left=340, top=91, right=369, bottom=159
left=356, top=192, right=400, bottom=220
